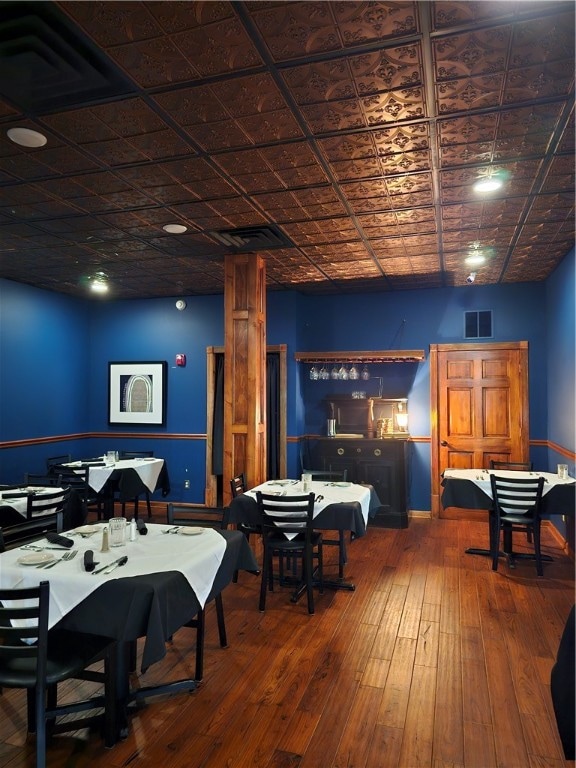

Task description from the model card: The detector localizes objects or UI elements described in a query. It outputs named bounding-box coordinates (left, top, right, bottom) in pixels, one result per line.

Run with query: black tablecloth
left=441, top=477, right=575, bottom=516
left=54, top=529, right=257, bottom=671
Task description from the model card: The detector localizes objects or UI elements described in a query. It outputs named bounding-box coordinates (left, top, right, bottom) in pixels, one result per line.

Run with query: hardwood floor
left=0, top=516, right=573, bottom=767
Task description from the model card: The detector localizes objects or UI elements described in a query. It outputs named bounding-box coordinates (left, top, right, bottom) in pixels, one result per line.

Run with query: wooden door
left=430, top=342, right=529, bottom=517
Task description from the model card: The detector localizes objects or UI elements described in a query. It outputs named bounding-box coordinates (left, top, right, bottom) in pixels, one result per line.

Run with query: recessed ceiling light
left=473, top=176, right=503, bottom=193
left=6, top=127, right=47, bottom=148
left=465, top=254, right=486, bottom=266
left=90, top=273, right=109, bottom=294
left=163, top=224, right=187, bottom=234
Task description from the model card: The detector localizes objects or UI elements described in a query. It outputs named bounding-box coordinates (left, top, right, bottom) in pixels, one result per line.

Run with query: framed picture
left=108, top=361, right=167, bottom=426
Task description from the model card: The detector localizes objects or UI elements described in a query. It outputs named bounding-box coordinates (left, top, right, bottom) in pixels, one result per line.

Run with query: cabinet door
left=357, top=456, right=401, bottom=515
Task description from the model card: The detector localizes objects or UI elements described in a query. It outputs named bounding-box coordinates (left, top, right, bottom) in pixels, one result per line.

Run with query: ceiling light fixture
left=6, top=127, right=47, bottom=148
left=163, top=224, right=187, bottom=234
left=473, top=175, right=504, bottom=193
left=465, top=254, right=486, bottom=266
left=90, top=273, right=109, bottom=294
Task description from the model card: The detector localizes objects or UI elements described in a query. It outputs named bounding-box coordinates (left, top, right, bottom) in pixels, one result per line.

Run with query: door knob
left=441, top=440, right=448, bottom=446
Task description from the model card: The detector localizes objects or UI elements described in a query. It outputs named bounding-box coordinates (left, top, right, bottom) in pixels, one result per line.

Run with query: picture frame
left=108, top=361, right=167, bottom=426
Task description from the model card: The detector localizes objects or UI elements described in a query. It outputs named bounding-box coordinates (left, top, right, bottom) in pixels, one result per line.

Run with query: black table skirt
left=227, top=487, right=383, bottom=540
left=54, top=529, right=257, bottom=671
left=441, top=477, right=575, bottom=516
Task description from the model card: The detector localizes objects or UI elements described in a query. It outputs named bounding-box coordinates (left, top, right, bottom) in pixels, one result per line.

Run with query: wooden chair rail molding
left=294, top=350, right=425, bottom=363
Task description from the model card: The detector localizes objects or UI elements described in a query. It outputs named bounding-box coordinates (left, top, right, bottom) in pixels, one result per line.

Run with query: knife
left=102, top=556, right=128, bottom=575
left=92, top=556, right=127, bottom=575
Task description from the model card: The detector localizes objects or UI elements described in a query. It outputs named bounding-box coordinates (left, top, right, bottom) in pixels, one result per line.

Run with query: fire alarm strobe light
left=176, top=354, right=186, bottom=367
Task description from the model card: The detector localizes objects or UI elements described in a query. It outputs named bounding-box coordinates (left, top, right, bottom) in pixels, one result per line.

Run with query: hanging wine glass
left=309, top=365, right=318, bottom=381
left=319, top=365, right=329, bottom=380
left=361, top=364, right=370, bottom=380
left=338, top=364, right=349, bottom=380
left=331, top=365, right=339, bottom=380
left=349, top=363, right=359, bottom=380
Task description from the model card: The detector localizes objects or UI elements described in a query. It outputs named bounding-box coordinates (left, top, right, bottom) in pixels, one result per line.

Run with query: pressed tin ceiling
left=0, top=0, right=573, bottom=299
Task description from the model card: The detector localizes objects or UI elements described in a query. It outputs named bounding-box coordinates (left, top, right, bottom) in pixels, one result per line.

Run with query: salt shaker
left=130, top=518, right=137, bottom=541
left=101, top=527, right=110, bottom=552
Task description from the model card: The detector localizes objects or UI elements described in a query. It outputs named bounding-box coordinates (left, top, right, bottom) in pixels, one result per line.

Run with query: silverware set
left=162, top=526, right=181, bottom=534
left=37, top=551, right=77, bottom=568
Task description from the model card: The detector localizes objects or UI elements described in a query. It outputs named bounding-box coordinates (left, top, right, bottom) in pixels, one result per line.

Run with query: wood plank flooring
left=0, top=516, right=573, bottom=768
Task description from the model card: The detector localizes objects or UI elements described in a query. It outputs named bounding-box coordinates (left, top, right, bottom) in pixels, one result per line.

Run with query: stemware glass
left=338, top=364, right=349, bottom=380
left=331, top=365, right=340, bottom=380
left=361, top=364, right=370, bottom=380
left=349, top=364, right=359, bottom=380
left=309, top=365, right=319, bottom=381
left=319, top=365, right=330, bottom=380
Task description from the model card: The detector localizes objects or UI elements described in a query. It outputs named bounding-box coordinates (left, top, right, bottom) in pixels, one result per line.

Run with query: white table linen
left=246, top=479, right=371, bottom=538
left=443, top=468, right=574, bottom=500
left=0, top=522, right=226, bottom=630
left=65, top=457, right=164, bottom=494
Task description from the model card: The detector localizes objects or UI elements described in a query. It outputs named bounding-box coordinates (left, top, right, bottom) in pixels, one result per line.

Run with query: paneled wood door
left=430, top=342, right=529, bottom=517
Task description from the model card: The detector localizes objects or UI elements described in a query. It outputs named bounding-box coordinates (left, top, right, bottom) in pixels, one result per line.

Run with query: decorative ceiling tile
left=0, top=0, right=571, bottom=297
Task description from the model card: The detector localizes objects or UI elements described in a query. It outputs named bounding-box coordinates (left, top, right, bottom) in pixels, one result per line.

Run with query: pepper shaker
left=130, top=518, right=137, bottom=541
left=101, top=527, right=110, bottom=552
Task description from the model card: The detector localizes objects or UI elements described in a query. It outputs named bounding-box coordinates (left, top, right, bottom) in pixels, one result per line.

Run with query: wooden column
left=223, top=253, right=266, bottom=505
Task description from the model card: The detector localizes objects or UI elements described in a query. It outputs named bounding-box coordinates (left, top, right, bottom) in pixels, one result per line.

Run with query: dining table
left=62, top=457, right=171, bottom=518
left=228, top=478, right=381, bottom=592
left=441, top=468, right=575, bottom=560
left=0, top=521, right=258, bottom=744
left=0, top=485, right=83, bottom=529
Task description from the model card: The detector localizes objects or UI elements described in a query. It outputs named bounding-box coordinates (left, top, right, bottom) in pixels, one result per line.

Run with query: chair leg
left=259, top=546, right=270, bottom=612
left=145, top=492, right=152, bottom=519
left=533, top=522, right=543, bottom=577
left=491, top=519, right=500, bottom=572
left=215, top=594, right=227, bottom=648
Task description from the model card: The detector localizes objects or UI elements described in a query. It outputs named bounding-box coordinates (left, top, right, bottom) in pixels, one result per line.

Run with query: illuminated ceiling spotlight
left=465, top=244, right=486, bottom=266
left=163, top=223, right=187, bottom=234
left=90, top=272, right=109, bottom=294
left=473, top=172, right=505, bottom=193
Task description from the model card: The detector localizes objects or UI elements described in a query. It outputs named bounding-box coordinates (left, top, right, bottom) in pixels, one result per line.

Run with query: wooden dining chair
left=0, top=580, right=117, bottom=767
left=165, top=503, right=229, bottom=680
left=53, top=464, right=104, bottom=522
left=489, top=474, right=545, bottom=575
left=230, top=472, right=261, bottom=582
left=256, top=491, right=323, bottom=615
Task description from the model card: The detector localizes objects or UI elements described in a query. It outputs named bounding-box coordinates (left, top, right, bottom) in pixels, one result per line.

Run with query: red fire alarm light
left=175, top=354, right=186, bottom=367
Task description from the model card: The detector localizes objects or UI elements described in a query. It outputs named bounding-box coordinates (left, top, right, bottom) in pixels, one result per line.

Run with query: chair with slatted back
left=256, top=491, right=323, bottom=615
left=45, top=454, right=72, bottom=474
left=230, top=473, right=261, bottom=582
left=24, top=474, right=63, bottom=487
left=0, top=580, right=117, bottom=767
left=489, top=473, right=545, bottom=575
left=53, top=464, right=104, bottom=522
left=166, top=503, right=229, bottom=680
left=119, top=451, right=155, bottom=519
left=490, top=460, right=534, bottom=542
left=303, top=468, right=348, bottom=482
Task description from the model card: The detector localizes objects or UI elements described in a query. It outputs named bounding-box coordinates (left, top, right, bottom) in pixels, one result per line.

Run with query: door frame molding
left=430, top=341, right=528, bottom=517
left=205, top=344, right=287, bottom=506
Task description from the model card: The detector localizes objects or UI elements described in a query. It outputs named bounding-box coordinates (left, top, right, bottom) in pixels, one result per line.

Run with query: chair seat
left=0, top=631, right=111, bottom=688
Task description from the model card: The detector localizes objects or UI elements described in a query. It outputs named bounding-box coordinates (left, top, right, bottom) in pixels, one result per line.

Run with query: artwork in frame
left=108, top=361, right=167, bottom=426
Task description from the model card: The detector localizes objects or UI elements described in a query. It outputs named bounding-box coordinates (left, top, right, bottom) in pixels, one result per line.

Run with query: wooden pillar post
left=223, top=253, right=266, bottom=504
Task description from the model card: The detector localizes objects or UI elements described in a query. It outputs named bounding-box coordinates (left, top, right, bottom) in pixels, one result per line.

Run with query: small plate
left=75, top=525, right=100, bottom=535
left=334, top=482, right=352, bottom=487
left=179, top=527, right=204, bottom=536
left=18, top=552, right=55, bottom=566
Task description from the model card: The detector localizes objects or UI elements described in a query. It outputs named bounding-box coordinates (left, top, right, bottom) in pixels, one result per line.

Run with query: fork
left=39, top=551, right=77, bottom=569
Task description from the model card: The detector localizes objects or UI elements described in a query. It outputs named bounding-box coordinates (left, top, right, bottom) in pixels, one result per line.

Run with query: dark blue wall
left=1, top=249, right=574, bottom=515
